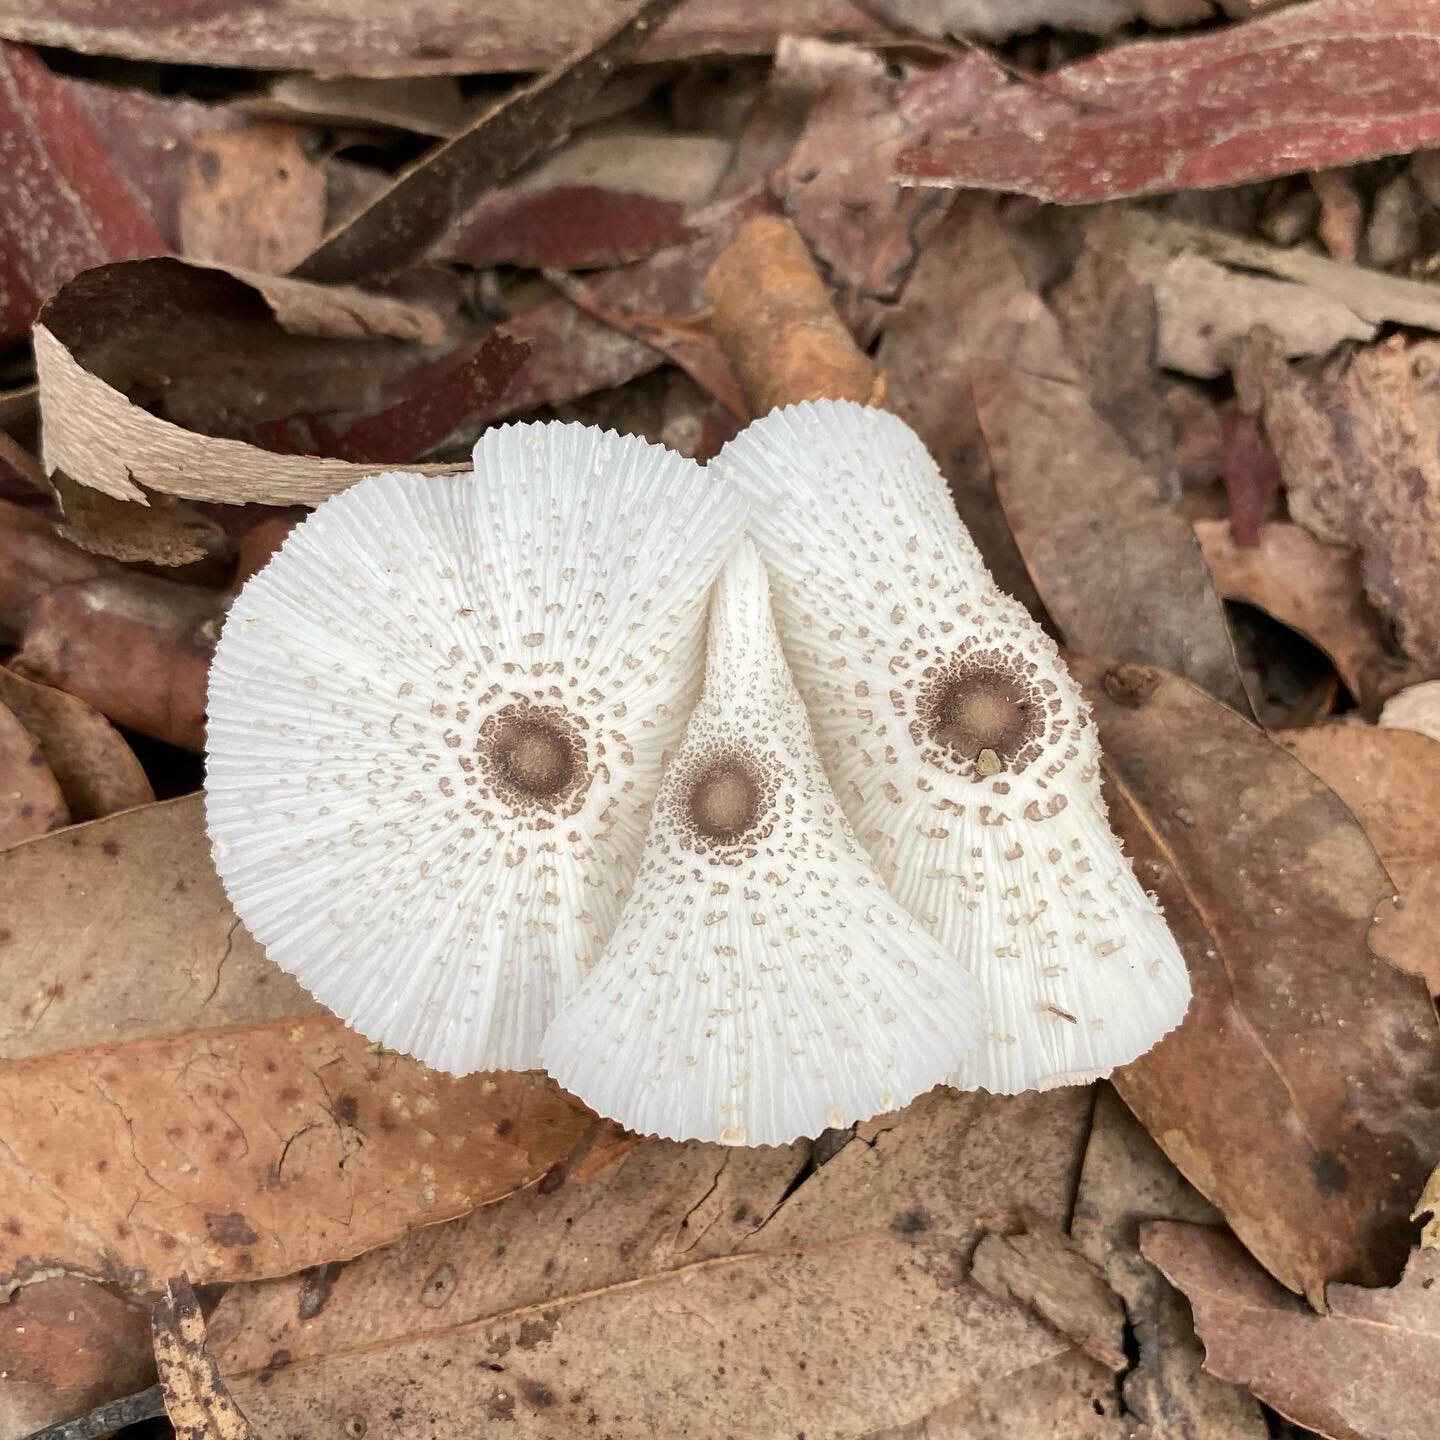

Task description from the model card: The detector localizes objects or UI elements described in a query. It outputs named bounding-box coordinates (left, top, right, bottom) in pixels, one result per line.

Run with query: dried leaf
left=247, top=74, right=472, bottom=136
left=0, top=1276, right=154, bottom=1440
left=180, top=124, right=327, bottom=275
left=877, top=194, right=1071, bottom=614
left=1381, top=680, right=1440, bottom=744
left=1194, top=519, right=1412, bottom=708
left=49, top=470, right=226, bottom=568
left=971, top=1216, right=1129, bottom=1371
left=1244, top=335, right=1440, bottom=669
left=212, top=1088, right=1092, bottom=1438
left=976, top=367, right=1250, bottom=713
left=0, top=699, right=66, bottom=848
left=34, top=259, right=471, bottom=507
left=1071, top=1087, right=1268, bottom=1439
left=1219, top=410, right=1280, bottom=547
left=1414, top=1163, right=1440, bottom=1249
left=0, top=1, right=894, bottom=76
left=898, top=1, right=1440, bottom=202
left=1143, top=1221, right=1440, bottom=1440
left=0, top=796, right=596, bottom=1291
left=707, top=213, right=879, bottom=416
left=1076, top=660, right=1440, bottom=1304
left=0, top=666, right=152, bottom=821
left=1279, top=725, right=1440, bottom=994
left=153, top=1276, right=261, bottom=1440
left=1310, top=167, right=1365, bottom=264
left=292, top=0, right=688, bottom=284
left=0, top=43, right=165, bottom=346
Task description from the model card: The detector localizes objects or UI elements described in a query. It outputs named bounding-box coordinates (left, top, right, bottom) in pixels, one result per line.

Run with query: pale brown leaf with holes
left=1077, top=661, right=1440, bottom=1305
left=213, top=1087, right=1090, bottom=1440
left=0, top=796, right=596, bottom=1292
left=1143, top=1221, right=1440, bottom=1440
left=1279, top=725, right=1440, bottom=994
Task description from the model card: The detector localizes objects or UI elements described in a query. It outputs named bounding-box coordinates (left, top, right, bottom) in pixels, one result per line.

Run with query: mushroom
left=205, top=421, right=748, bottom=1075
left=541, top=538, right=983, bottom=1145
left=714, top=400, right=1191, bottom=1094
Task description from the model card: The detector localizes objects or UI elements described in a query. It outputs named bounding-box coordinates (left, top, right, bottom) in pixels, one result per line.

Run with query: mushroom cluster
left=207, top=406, right=1190, bottom=1145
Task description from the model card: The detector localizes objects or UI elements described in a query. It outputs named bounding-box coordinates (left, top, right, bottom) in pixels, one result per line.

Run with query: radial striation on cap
left=715, top=400, right=1191, bottom=1095
left=206, top=421, right=748, bottom=1076
left=541, top=538, right=983, bottom=1144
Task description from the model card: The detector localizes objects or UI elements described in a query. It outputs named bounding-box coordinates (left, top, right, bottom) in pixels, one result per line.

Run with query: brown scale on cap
left=665, top=737, right=785, bottom=861
left=913, top=651, right=1049, bottom=781
left=477, top=701, right=592, bottom=817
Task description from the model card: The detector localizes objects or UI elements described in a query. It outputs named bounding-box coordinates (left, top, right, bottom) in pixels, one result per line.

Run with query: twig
left=23, top=1384, right=166, bottom=1440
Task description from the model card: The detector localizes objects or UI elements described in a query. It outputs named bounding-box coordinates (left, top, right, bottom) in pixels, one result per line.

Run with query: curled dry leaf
left=179, top=123, right=327, bottom=275
left=211, top=1087, right=1092, bottom=1439
left=0, top=699, right=67, bottom=848
left=707, top=214, right=879, bottom=417
left=1077, top=660, right=1440, bottom=1305
left=153, top=1275, right=261, bottom=1440
left=970, top=1216, right=1128, bottom=1372
left=976, top=366, right=1250, bottom=714
left=897, top=0, right=1440, bottom=203
left=1143, top=1221, right=1440, bottom=1440
left=1194, top=519, right=1414, bottom=709
left=0, top=0, right=893, bottom=75
left=0, top=667, right=152, bottom=822
left=0, top=1275, right=155, bottom=1440
left=0, top=797, right=597, bottom=1292
left=33, top=258, right=474, bottom=508
left=1279, top=725, right=1440, bottom=994
left=292, top=0, right=689, bottom=284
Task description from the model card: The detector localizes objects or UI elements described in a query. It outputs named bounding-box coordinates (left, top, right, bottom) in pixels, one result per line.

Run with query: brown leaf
left=897, top=1, right=1440, bottom=202
left=34, top=258, right=471, bottom=508
left=1075, top=659, right=1440, bottom=1304
left=977, top=367, right=1250, bottom=714
left=0, top=1, right=895, bottom=76
left=1243, top=334, right=1440, bottom=669
left=706, top=213, right=879, bottom=417
left=971, top=1215, right=1129, bottom=1371
left=1382, top=680, right=1440, bottom=743
left=0, top=1276, right=155, bottom=1440
left=180, top=124, right=327, bottom=275
left=1071, top=1087, right=1268, bottom=1439
left=0, top=43, right=165, bottom=347
left=1219, top=410, right=1280, bottom=547
left=292, top=0, right=689, bottom=284
left=49, top=470, right=227, bottom=568
left=877, top=194, right=1071, bottom=614
left=212, top=1087, right=1091, bottom=1438
left=1143, top=1221, right=1440, bottom=1440
left=1194, top=518, right=1413, bottom=709
left=0, top=796, right=595, bottom=1290
left=153, top=1276, right=261, bottom=1440
left=0, top=699, right=67, bottom=848
left=1279, top=725, right=1440, bottom=994
left=1310, top=168, right=1365, bottom=264
left=0, top=666, right=152, bottom=821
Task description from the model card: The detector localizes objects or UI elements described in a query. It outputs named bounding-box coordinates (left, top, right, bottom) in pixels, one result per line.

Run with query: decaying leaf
left=0, top=797, right=596, bottom=1292
left=877, top=194, right=1071, bottom=613
left=0, top=1275, right=155, bottom=1440
left=1241, top=333, right=1440, bottom=670
left=1071, top=1086, right=1268, bottom=1439
left=1195, top=519, right=1414, bottom=708
left=897, top=1, right=1440, bottom=202
left=180, top=124, right=327, bottom=275
left=977, top=367, right=1249, bottom=713
left=1078, top=660, right=1440, bottom=1305
left=0, top=700, right=67, bottom=848
left=1381, top=680, right=1440, bottom=744
left=971, top=1216, right=1128, bottom=1371
left=210, top=1087, right=1092, bottom=1439
left=153, top=1275, right=261, bottom=1440
left=292, top=0, right=689, bottom=283
left=0, top=667, right=152, bottom=822
left=1144, top=1221, right=1440, bottom=1440
left=48, top=470, right=227, bottom=568
left=1279, top=725, right=1440, bottom=994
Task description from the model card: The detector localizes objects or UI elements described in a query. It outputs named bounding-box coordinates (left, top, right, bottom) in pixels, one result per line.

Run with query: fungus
left=541, top=539, right=983, bottom=1145
left=715, top=400, right=1191, bottom=1094
left=205, top=421, right=748, bottom=1075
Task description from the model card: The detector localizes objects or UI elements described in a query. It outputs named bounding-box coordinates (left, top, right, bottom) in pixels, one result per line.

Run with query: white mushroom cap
left=714, top=400, right=1191, bottom=1094
left=541, top=538, right=983, bottom=1144
left=206, top=421, right=748, bottom=1075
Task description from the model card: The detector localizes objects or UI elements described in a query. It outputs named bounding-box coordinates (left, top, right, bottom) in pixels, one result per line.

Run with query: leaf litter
left=4, top=6, right=1440, bottom=1440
